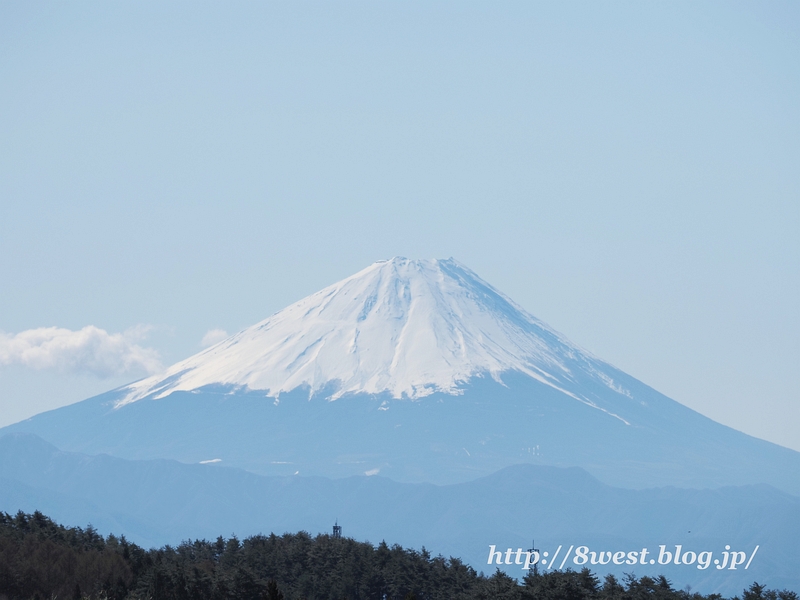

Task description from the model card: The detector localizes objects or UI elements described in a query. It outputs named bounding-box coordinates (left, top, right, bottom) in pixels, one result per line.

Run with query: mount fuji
left=122, top=257, right=604, bottom=405
left=4, top=257, right=800, bottom=495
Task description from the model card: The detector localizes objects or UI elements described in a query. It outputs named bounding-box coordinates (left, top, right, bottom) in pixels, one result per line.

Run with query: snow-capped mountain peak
left=121, top=258, right=594, bottom=405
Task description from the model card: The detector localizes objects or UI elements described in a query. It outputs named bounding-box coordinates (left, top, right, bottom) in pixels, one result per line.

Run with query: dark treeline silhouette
left=0, top=511, right=796, bottom=600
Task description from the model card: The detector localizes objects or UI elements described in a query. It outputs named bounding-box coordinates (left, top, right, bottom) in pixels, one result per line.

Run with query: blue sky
left=1, top=1, right=798, bottom=451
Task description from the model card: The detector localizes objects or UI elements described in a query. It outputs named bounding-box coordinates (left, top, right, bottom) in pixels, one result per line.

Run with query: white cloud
left=0, top=325, right=162, bottom=378
left=201, top=328, right=229, bottom=348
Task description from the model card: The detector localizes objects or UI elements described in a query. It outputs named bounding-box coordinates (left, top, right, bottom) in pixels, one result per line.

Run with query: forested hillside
left=0, top=511, right=795, bottom=600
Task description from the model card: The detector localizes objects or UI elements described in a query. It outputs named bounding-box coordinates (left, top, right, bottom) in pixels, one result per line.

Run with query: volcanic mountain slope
left=121, top=257, right=624, bottom=406
left=4, top=258, right=800, bottom=493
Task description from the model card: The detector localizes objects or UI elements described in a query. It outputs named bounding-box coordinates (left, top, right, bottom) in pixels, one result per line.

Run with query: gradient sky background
left=1, top=1, right=798, bottom=452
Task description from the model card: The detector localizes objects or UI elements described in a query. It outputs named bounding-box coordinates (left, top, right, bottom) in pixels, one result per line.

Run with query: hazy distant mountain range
left=1, top=432, right=798, bottom=595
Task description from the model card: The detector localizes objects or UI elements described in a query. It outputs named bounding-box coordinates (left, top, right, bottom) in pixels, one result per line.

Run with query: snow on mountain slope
left=122, top=258, right=626, bottom=412
left=9, top=258, right=800, bottom=495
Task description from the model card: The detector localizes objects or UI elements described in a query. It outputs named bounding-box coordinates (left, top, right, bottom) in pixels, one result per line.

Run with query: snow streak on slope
left=121, top=258, right=620, bottom=407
